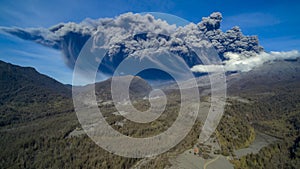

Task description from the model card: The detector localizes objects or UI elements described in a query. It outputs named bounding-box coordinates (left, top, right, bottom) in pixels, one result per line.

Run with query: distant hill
left=0, top=60, right=73, bottom=126
left=0, top=61, right=153, bottom=126
left=227, top=59, right=300, bottom=94
left=75, top=75, right=152, bottom=101
left=0, top=60, right=71, bottom=97
left=227, top=60, right=300, bottom=92
left=95, top=75, right=152, bottom=100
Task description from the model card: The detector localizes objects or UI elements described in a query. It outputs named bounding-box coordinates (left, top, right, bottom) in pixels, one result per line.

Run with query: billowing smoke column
left=0, top=12, right=268, bottom=76
left=199, top=12, right=264, bottom=58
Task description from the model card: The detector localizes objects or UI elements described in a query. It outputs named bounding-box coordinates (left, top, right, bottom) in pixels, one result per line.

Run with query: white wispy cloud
left=191, top=50, right=300, bottom=73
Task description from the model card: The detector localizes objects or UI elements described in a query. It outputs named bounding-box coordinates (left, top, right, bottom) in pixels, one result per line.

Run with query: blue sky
left=0, top=0, right=299, bottom=84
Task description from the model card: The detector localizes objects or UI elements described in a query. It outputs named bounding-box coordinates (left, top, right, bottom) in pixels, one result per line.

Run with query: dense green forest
left=1, top=60, right=300, bottom=168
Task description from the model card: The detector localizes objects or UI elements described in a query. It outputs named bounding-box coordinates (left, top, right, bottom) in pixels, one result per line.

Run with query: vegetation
left=227, top=78, right=300, bottom=168
left=0, top=61, right=139, bottom=168
left=216, top=100, right=256, bottom=156
left=0, top=61, right=202, bottom=168
left=1, top=60, right=300, bottom=168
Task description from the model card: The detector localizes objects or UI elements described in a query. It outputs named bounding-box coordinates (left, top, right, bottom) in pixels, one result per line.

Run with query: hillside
left=77, top=75, right=152, bottom=101
left=0, top=61, right=141, bottom=168
left=0, top=60, right=73, bottom=126
left=224, top=60, right=300, bottom=168
left=1, top=60, right=300, bottom=169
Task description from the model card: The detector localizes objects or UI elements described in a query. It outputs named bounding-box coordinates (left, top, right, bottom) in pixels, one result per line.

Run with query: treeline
left=216, top=100, right=256, bottom=156
left=227, top=86, right=300, bottom=168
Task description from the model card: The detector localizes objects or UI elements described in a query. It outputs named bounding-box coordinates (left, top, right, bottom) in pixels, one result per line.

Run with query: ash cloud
left=0, top=23, right=93, bottom=68
left=1, top=12, right=292, bottom=77
left=0, top=13, right=178, bottom=71
left=198, top=12, right=263, bottom=58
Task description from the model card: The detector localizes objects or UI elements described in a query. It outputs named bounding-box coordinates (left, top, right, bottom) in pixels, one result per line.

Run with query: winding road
left=203, top=155, right=221, bottom=169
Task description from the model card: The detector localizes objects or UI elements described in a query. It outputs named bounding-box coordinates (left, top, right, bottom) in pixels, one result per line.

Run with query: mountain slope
left=0, top=61, right=141, bottom=169
left=0, top=60, right=197, bottom=169
left=0, top=60, right=73, bottom=126
left=227, top=59, right=300, bottom=94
